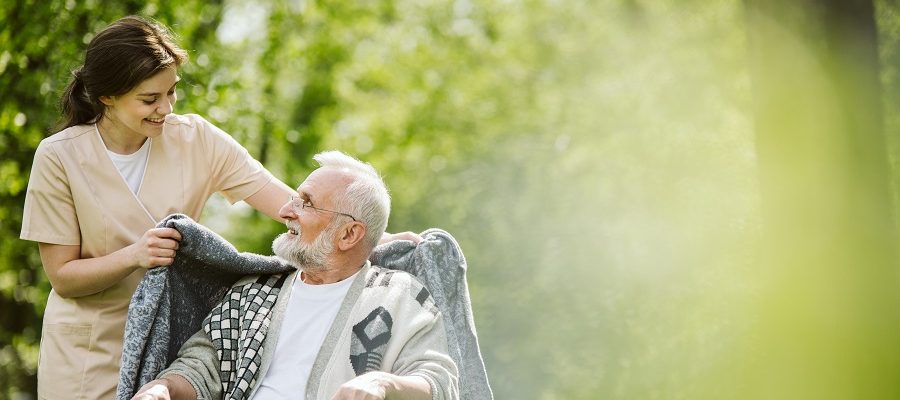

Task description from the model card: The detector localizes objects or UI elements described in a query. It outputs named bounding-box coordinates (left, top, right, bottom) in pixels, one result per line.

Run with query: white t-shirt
left=251, top=270, right=359, bottom=400
left=103, top=135, right=151, bottom=194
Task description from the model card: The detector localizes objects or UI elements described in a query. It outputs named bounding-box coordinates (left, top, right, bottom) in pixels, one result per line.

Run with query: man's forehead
left=296, top=167, right=352, bottom=198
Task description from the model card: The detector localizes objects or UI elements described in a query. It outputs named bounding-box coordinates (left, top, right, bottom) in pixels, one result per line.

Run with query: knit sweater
left=161, top=264, right=459, bottom=399
left=117, top=215, right=492, bottom=399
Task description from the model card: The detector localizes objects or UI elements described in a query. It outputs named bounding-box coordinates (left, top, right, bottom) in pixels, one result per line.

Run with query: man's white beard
left=272, top=223, right=334, bottom=271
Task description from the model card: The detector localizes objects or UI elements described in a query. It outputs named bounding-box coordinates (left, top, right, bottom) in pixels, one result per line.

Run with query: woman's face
left=100, top=67, right=179, bottom=139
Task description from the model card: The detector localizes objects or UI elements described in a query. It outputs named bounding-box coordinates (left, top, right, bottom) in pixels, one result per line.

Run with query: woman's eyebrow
left=137, top=79, right=180, bottom=96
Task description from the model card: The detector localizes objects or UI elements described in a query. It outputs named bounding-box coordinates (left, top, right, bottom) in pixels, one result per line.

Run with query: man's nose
left=278, top=201, right=295, bottom=220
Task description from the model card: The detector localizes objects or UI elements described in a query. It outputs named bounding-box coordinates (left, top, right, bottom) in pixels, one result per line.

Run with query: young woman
left=18, top=16, right=293, bottom=399
left=19, top=16, right=414, bottom=399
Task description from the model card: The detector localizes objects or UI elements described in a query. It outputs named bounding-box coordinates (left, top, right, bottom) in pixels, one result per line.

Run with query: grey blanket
left=117, top=215, right=492, bottom=399
left=116, top=214, right=295, bottom=399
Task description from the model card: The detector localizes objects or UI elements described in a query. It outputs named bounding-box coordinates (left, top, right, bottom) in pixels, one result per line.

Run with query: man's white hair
left=313, top=150, right=391, bottom=249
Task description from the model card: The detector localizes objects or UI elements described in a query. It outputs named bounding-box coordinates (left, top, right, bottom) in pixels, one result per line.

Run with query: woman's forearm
left=39, top=242, right=140, bottom=298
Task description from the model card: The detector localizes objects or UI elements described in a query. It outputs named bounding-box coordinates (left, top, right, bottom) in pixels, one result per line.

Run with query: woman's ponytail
left=59, top=67, right=102, bottom=130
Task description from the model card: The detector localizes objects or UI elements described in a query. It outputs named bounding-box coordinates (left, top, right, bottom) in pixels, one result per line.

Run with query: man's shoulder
left=361, top=265, right=439, bottom=316
left=364, top=265, right=424, bottom=290
left=231, top=271, right=295, bottom=291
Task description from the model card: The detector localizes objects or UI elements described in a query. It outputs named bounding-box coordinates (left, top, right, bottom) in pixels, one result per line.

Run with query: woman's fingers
left=145, top=228, right=181, bottom=250
left=154, top=227, right=182, bottom=242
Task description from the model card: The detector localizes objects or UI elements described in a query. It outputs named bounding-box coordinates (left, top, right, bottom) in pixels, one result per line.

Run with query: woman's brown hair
left=59, top=16, right=187, bottom=130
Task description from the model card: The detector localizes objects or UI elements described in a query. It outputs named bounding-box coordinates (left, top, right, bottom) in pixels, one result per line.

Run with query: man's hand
left=131, top=379, right=171, bottom=400
left=130, top=375, right=196, bottom=400
left=331, top=371, right=432, bottom=400
left=331, top=371, right=390, bottom=399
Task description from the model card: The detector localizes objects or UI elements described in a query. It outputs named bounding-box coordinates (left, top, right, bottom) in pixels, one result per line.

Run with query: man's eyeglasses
left=288, top=194, right=357, bottom=222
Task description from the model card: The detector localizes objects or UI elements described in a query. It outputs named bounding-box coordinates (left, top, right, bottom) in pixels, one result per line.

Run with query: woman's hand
left=40, top=230, right=180, bottom=298
left=379, top=231, right=423, bottom=246
left=129, top=227, right=182, bottom=269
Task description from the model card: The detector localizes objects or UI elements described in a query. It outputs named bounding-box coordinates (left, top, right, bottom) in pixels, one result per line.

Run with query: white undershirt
left=104, top=136, right=151, bottom=194
left=251, top=270, right=359, bottom=400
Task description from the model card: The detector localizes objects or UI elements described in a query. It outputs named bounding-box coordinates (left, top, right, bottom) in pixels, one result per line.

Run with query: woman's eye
left=142, top=99, right=156, bottom=105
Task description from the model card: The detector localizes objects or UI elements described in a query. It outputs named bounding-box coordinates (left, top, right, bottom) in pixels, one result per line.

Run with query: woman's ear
left=99, top=95, right=115, bottom=107
left=337, top=221, right=366, bottom=251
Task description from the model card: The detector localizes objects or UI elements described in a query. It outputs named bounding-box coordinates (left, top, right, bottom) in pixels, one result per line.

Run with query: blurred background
left=2, top=0, right=900, bottom=398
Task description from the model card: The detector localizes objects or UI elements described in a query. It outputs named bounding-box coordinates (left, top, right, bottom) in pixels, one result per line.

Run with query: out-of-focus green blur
left=2, top=0, right=899, bottom=398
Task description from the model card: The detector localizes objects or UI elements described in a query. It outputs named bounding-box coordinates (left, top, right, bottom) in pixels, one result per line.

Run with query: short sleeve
left=20, top=141, right=81, bottom=245
left=197, top=117, right=275, bottom=204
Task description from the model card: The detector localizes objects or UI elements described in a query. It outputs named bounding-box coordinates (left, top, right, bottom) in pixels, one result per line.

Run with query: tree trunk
left=744, top=0, right=900, bottom=398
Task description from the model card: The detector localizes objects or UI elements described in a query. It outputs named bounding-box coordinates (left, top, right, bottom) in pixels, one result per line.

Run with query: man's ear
left=99, top=95, right=115, bottom=107
left=337, top=221, right=366, bottom=251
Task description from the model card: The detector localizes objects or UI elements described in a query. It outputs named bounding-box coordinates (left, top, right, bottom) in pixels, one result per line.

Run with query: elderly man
left=132, top=151, right=458, bottom=400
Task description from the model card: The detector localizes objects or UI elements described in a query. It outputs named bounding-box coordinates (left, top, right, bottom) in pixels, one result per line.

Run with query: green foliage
left=0, top=1, right=227, bottom=396
left=2, top=0, right=900, bottom=399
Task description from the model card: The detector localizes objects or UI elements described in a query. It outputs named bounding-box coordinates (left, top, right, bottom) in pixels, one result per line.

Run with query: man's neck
left=301, top=257, right=368, bottom=285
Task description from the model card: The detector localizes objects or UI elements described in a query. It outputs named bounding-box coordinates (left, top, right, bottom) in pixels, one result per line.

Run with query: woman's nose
left=158, top=98, right=174, bottom=115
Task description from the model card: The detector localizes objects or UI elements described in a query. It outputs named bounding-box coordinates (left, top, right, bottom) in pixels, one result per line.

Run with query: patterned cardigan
left=161, top=263, right=458, bottom=399
left=117, top=214, right=492, bottom=399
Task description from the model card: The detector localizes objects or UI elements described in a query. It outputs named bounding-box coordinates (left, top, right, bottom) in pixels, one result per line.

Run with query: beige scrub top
left=20, top=113, right=276, bottom=400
